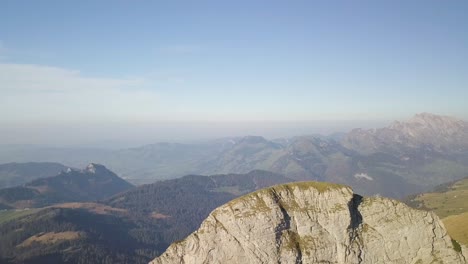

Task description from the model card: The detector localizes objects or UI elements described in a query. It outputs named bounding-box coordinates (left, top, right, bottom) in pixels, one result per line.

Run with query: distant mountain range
left=0, top=113, right=467, bottom=198
left=0, top=164, right=133, bottom=209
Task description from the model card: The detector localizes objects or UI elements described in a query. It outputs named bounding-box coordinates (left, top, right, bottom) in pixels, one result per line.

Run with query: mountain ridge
left=343, top=113, right=468, bottom=154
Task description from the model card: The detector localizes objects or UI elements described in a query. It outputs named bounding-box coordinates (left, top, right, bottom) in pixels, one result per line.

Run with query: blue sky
left=0, top=1, right=467, bottom=143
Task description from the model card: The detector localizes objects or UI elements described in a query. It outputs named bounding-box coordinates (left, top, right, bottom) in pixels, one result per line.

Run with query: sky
left=0, top=1, right=467, bottom=145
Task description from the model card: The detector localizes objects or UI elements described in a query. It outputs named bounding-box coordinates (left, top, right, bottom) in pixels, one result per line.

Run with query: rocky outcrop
left=151, top=182, right=466, bottom=264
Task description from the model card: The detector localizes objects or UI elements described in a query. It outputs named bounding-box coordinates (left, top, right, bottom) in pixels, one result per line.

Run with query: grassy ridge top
left=443, top=212, right=468, bottom=246
left=248, top=181, right=348, bottom=198
left=226, top=181, right=349, bottom=207
left=266, top=181, right=348, bottom=193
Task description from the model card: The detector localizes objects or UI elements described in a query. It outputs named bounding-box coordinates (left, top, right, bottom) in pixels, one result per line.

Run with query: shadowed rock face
left=151, top=182, right=467, bottom=264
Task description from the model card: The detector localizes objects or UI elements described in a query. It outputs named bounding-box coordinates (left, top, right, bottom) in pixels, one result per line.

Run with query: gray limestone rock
left=151, top=182, right=466, bottom=264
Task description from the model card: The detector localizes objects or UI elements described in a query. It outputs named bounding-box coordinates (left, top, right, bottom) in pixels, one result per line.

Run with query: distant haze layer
left=0, top=120, right=388, bottom=147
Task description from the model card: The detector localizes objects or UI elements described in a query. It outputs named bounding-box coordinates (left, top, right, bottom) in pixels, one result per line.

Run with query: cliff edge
left=151, top=182, right=466, bottom=264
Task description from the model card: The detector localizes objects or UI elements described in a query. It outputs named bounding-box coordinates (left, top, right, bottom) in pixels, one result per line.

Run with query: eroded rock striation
left=151, top=182, right=466, bottom=264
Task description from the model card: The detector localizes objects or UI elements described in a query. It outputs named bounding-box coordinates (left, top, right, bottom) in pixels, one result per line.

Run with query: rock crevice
left=346, top=194, right=363, bottom=263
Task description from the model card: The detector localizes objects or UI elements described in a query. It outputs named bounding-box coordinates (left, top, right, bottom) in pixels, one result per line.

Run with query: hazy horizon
left=1, top=1, right=467, bottom=146
left=2, top=112, right=466, bottom=146
left=0, top=119, right=392, bottom=147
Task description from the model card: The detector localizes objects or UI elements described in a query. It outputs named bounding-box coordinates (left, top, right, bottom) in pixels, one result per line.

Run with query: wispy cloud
left=0, top=63, right=145, bottom=92
left=0, top=63, right=162, bottom=123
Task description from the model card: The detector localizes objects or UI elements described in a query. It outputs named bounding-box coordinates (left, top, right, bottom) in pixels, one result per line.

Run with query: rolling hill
left=104, top=170, right=294, bottom=242
left=0, top=170, right=293, bottom=264
left=0, top=205, right=155, bottom=264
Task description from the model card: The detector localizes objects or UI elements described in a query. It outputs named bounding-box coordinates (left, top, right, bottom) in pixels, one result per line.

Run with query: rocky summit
left=342, top=113, right=468, bottom=154
left=151, top=182, right=466, bottom=264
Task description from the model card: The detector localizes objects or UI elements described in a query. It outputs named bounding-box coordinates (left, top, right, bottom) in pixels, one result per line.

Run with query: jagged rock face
left=151, top=182, right=466, bottom=264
